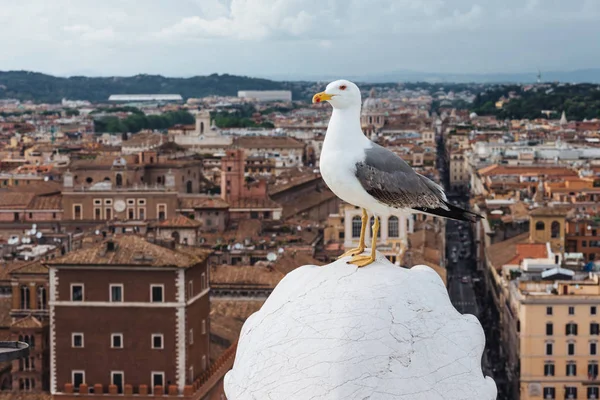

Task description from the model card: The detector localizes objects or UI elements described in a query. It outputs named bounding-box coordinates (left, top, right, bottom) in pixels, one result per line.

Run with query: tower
left=195, top=110, right=211, bottom=136
left=536, top=69, right=542, bottom=84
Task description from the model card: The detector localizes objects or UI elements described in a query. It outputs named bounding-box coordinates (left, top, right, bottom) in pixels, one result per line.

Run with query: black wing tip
left=413, top=202, right=484, bottom=223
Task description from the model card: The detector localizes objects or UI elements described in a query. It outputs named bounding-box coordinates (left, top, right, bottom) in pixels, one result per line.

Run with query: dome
left=469, top=112, right=478, bottom=119
left=362, top=97, right=383, bottom=110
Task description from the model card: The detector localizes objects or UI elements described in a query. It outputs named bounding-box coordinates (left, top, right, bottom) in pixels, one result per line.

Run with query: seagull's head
left=312, top=79, right=361, bottom=110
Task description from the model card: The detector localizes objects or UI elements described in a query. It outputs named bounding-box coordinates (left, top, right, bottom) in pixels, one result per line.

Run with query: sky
left=1, top=0, right=600, bottom=79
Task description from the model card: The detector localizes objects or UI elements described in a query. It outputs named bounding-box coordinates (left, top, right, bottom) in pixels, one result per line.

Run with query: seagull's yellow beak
left=312, top=92, right=333, bottom=104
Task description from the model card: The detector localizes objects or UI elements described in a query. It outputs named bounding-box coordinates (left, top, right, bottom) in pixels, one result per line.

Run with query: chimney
left=63, top=170, right=73, bottom=188
left=106, top=240, right=116, bottom=252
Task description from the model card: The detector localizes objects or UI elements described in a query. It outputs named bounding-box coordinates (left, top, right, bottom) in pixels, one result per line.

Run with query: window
left=94, top=208, right=102, bottom=220
left=565, top=386, right=577, bottom=399
left=151, top=372, right=164, bottom=391
left=151, top=285, right=164, bottom=302
left=111, top=372, right=124, bottom=394
left=566, top=362, right=577, bottom=376
left=157, top=204, right=166, bottom=220
left=202, top=355, right=207, bottom=370
left=593, top=306, right=598, bottom=315
left=127, top=208, right=135, bottom=220
left=104, top=199, right=113, bottom=205
left=152, top=334, right=163, bottom=349
left=544, top=362, right=555, bottom=376
left=566, top=323, right=578, bottom=336
left=351, top=216, right=362, bottom=238
left=20, top=285, right=30, bottom=309
left=71, top=284, right=84, bottom=301
left=551, top=221, right=560, bottom=238
left=535, top=221, right=545, bottom=231
left=72, top=333, right=84, bottom=348
left=569, top=306, right=575, bottom=315
left=188, top=281, right=193, bottom=299
left=591, top=342, right=598, bottom=355
left=138, top=199, right=146, bottom=205
left=94, top=199, right=102, bottom=206
left=591, top=323, right=600, bottom=335
left=111, top=334, right=123, bottom=349
left=138, top=207, right=146, bottom=220
left=583, top=240, right=588, bottom=247
left=189, top=329, right=194, bottom=345
left=37, top=286, right=47, bottom=310
left=202, top=319, right=206, bottom=335
left=72, top=371, right=85, bottom=392
left=388, top=216, right=399, bottom=237
left=201, top=272, right=207, bottom=291
left=546, top=323, right=553, bottom=336
left=589, top=362, right=599, bottom=380
left=546, top=342, right=553, bottom=355
left=568, top=342, right=575, bottom=356
left=546, top=306, right=553, bottom=316
left=105, top=208, right=112, bottom=220
left=542, top=387, right=555, bottom=399
left=589, top=387, right=600, bottom=400
left=110, top=284, right=123, bottom=302
left=127, top=199, right=135, bottom=206
left=74, top=204, right=82, bottom=220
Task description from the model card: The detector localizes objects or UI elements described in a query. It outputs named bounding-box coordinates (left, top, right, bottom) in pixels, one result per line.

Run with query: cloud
left=0, top=0, right=599, bottom=77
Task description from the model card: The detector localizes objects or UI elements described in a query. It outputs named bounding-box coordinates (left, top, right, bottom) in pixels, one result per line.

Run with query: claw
left=337, top=247, right=365, bottom=260
left=347, top=254, right=376, bottom=267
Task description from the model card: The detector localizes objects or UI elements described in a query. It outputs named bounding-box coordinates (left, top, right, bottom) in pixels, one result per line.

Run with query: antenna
left=266, top=252, right=277, bottom=262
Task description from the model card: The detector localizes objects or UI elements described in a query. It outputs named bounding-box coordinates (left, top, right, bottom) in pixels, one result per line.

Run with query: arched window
left=551, top=221, right=560, bottom=238
left=370, top=216, right=380, bottom=238
left=186, top=181, right=193, bottom=194
left=103, top=177, right=111, bottom=182
left=37, top=286, right=47, bottom=310
left=115, top=173, right=123, bottom=187
left=535, top=221, right=545, bottom=231
left=200, top=122, right=205, bottom=134
left=351, top=216, right=362, bottom=238
left=388, top=216, right=399, bottom=237
left=20, top=285, right=30, bottom=309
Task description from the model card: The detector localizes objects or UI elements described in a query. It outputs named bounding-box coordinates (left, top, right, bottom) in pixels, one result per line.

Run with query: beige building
left=340, top=203, right=413, bottom=264
left=515, top=272, right=600, bottom=400
left=449, top=150, right=470, bottom=192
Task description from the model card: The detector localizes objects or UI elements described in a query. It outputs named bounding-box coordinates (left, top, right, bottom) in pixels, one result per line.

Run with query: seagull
left=313, top=80, right=481, bottom=267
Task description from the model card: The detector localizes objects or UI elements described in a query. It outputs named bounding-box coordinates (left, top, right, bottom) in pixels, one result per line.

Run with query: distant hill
left=267, top=68, right=600, bottom=84
left=0, top=71, right=314, bottom=103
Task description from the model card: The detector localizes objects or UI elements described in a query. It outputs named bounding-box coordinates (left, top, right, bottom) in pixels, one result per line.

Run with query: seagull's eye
left=339, top=85, right=347, bottom=91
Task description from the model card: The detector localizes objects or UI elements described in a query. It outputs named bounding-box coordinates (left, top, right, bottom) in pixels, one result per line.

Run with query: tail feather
left=412, top=201, right=482, bottom=223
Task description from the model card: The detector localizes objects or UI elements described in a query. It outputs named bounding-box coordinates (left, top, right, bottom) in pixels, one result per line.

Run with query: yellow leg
left=348, top=216, right=379, bottom=267
left=337, top=208, right=368, bottom=259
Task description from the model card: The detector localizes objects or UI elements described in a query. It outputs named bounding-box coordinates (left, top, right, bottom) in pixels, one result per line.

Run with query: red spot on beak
left=315, top=98, right=321, bottom=103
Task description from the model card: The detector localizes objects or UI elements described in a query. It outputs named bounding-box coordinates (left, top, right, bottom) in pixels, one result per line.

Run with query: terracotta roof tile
left=11, top=261, right=48, bottom=275
left=210, top=265, right=283, bottom=289
left=157, top=214, right=201, bottom=228
left=179, top=196, right=229, bottom=209
left=233, top=136, right=305, bottom=149
left=507, top=243, right=548, bottom=264
left=11, top=315, right=43, bottom=329
left=47, top=235, right=203, bottom=268
left=486, top=232, right=530, bottom=270
left=29, top=194, right=62, bottom=210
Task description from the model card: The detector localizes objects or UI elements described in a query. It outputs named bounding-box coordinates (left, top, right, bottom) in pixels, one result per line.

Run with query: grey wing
left=355, top=146, right=448, bottom=210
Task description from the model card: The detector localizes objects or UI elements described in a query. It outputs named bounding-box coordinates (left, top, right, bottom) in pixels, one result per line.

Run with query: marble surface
left=224, top=252, right=497, bottom=400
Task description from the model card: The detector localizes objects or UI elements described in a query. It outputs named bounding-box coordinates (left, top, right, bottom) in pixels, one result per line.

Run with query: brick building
left=46, top=235, right=211, bottom=396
